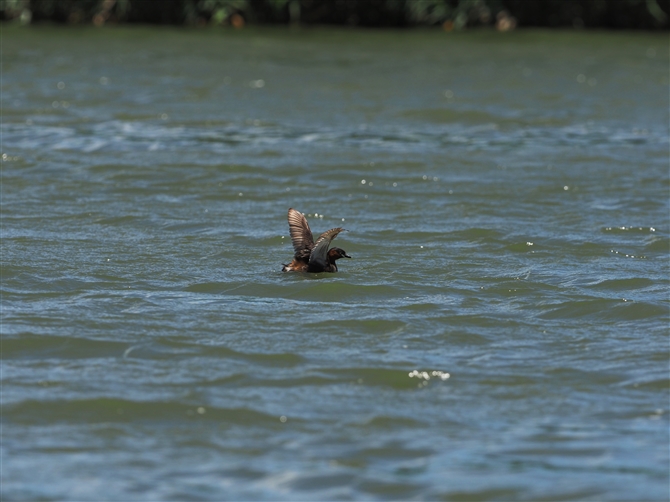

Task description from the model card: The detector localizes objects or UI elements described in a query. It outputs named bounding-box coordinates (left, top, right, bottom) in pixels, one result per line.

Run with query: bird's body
left=282, top=208, right=351, bottom=273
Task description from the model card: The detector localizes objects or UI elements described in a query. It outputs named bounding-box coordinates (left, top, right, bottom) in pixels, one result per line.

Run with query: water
left=2, top=26, right=669, bottom=500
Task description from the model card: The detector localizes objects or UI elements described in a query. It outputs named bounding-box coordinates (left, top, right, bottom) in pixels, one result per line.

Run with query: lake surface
left=2, top=26, right=669, bottom=501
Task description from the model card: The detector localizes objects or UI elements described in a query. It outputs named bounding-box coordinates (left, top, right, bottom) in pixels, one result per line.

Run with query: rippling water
left=3, top=26, right=669, bottom=500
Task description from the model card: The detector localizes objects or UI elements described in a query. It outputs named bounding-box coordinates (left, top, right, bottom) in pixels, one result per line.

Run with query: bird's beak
left=343, top=252, right=352, bottom=258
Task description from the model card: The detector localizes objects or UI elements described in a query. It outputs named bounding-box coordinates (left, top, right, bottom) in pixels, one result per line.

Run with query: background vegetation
left=1, top=0, right=668, bottom=29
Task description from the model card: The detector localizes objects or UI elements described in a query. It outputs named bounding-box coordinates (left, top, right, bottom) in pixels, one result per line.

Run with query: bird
left=282, top=208, right=351, bottom=273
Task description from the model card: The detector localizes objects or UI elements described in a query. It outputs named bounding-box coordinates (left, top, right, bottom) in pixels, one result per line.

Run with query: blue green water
left=2, top=26, right=669, bottom=500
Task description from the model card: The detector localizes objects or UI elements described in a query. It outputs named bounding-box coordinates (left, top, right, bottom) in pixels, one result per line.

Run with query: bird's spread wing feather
left=287, top=208, right=314, bottom=259
left=309, top=227, right=344, bottom=268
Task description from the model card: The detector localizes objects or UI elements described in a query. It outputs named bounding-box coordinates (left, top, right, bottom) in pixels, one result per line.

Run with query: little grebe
left=282, top=208, right=351, bottom=273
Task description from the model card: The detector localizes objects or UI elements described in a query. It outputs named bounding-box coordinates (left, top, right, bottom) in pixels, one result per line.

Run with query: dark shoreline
left=3, top=0, right=668, bottom=30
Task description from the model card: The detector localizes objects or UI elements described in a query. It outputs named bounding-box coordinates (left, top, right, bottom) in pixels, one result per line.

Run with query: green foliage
left=191, top=0, right=249, bottom=24
left=646, top=0, right=668, bottom=22
left=405, top=0, right=505, bottom=27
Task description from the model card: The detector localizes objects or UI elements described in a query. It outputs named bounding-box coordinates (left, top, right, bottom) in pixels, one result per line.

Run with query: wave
left=4, top=118, right=667, bottom=156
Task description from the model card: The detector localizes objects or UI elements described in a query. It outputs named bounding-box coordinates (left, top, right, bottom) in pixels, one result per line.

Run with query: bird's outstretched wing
left=308, top=227, right=344, bottom=269
left=287, top=208, right=314, bottom=259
